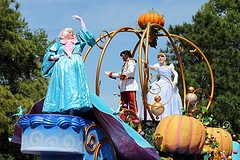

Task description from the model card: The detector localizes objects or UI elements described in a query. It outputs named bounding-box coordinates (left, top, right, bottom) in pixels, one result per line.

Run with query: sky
left=18, top=0, right=209, bottom=110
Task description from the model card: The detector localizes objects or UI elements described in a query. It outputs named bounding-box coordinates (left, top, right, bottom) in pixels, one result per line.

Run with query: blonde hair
left=157, top=52, right=166, bottom=59
left=61, top=28, right=74, bottom=38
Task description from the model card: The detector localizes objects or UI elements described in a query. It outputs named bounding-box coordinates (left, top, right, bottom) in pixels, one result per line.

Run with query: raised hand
left=72, top=15, right=87, bottom=32
left=72, top=14, right=82, bottom=21
left=105, top=71, right=111, bottom=76
left=105, top=71, right=116, bottom=79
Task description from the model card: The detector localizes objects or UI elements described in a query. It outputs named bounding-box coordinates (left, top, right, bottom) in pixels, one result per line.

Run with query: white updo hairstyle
left=61, top=27, right=74, bottom=38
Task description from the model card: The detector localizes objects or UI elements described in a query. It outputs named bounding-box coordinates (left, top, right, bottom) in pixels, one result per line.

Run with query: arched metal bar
left=167, top=34, right=214, bottom=110
left=139, top=22, right=186, bottom=120
left=84, top=27, right=142, bottom=96
left=83, top=23, right=214, bottom=117
left=149, top=23, right=187, bottom=110
left=138, top=23, right=156, bottom=121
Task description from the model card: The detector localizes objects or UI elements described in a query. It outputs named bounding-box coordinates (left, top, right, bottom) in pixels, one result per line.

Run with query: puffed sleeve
left=169, top=63, right=174, bottom=69
left=41, top=42, right=59, bottom=78
left=76, top=29, right=96, bottom=51
left=149, top=63, right=160, bottom=71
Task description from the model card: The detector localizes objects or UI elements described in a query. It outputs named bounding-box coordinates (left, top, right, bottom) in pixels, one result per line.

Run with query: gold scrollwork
left=222, top=121, right=231, bottom=130
left=94, top=138, right=112, bottom=160
left=146, top=73, right=174, bottom=107
left=95, top=30, right=112, bottom=49
left=84, top=124, right=117, bottom=160
left=85, top=134, right=97, bottom=153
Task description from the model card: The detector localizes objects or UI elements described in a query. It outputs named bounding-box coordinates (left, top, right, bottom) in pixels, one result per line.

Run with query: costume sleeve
left=85, top=30, right=96, bottom=46
left=149, top=63, right=159, bottom=71
left=109, top=60, right=136, bottom=79
left=169, top=63, right=178, bottom=85
left=111, top=72, right=121, bottom=78
left=76, top=29, right=96, bottom=50
left=122, top=59, right=136, bottom=77
left=41, top=42, right=59, bottom=78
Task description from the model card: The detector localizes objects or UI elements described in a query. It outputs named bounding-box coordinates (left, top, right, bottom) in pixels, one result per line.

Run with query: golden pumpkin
left=203, top=127, right=233, bottom=158
left=154, top=115, right=205, bottom=155
left=138, top=11, right=164, bottom=29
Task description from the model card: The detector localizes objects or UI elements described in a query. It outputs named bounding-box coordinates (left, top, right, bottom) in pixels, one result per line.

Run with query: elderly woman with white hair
left=41, top=15, right=95, bottom=114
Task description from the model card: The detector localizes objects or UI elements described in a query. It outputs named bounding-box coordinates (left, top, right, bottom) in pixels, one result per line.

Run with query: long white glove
left=172, top=70, right=178, bottom=86
left=72, top=15, right=87, bottom=32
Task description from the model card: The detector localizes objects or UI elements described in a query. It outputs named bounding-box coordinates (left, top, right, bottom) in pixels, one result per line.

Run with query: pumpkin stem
left=148, top=7, right=156, bottom=13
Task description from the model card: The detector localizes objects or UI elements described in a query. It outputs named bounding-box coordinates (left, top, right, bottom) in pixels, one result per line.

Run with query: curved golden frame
left=146, top=73, right=174, bottom=106
left=138, top=22, right=183, bottom=120
left=85, top=133, right=97, bottom=153
left=167, top=34, right=214, bottom=110
left=84, top=27, right=142, bottom=96
left=186, top=88, right=212, bottom=111
left=138, top=22, right=214, bottom=121
left=94, top=138, right=116, bottom=160
left=137, top=23, right=152, bottom=120
left=83, top=22, right=214, bottom=120
left=84, top=123, right=117, bottom=160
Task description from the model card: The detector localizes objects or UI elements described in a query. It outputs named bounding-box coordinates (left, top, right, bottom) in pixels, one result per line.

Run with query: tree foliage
left=0, top=0, right=49, bottom=159
left=168, top=0, right=240, bottom=135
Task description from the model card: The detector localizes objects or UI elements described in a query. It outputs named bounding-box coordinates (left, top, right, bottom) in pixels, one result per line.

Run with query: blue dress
left=142, top=63, right=183, bottom=120
left=41, top=29, right=95, bottom=113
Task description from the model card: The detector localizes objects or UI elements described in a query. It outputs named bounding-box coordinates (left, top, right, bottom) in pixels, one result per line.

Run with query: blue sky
left=18, top=0, right=208, bottom=110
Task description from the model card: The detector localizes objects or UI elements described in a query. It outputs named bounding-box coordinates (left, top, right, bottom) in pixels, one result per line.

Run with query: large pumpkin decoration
left=203, top=127, right=233, bottom=158
left=138, top=11, right=165, bottom=29
left=154, top=115, right=205, bottom=155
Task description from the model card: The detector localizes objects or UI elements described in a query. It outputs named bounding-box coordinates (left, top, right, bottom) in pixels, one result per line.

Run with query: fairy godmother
left=41, top=15, right=95, bottom=114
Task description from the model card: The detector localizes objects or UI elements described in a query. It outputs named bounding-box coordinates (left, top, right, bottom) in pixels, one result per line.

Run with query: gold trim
left=84, top=123, right=117, bottom=159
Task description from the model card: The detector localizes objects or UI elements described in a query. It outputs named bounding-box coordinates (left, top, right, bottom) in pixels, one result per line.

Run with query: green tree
left=168, top=0, right=240, bottom=136
left=0, top=0, right=48, bottom=159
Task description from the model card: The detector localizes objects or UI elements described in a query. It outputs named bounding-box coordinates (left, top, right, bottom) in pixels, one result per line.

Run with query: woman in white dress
left=143, top=52, right=183, bottom=120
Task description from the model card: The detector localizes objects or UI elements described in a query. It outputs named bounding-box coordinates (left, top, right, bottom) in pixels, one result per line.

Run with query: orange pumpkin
left=203, top=127, right=233, bottom=158
left=154, top=115, right=205, bottom=155
left=138, top=11, right=164, bottom=29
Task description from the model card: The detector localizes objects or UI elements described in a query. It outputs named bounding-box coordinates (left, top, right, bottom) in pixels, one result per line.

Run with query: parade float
left=11, top=10, right=239, bottom=160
